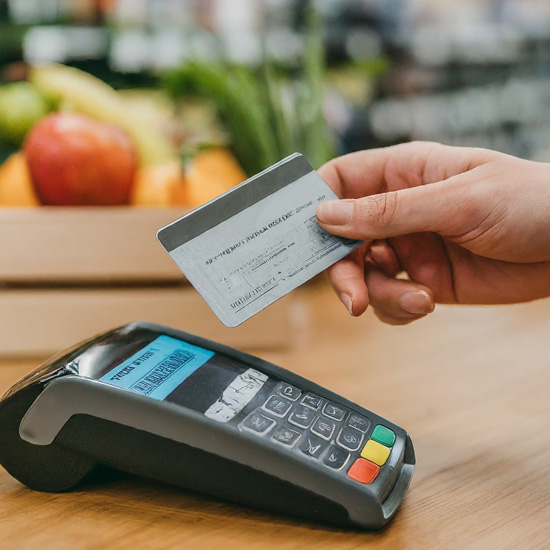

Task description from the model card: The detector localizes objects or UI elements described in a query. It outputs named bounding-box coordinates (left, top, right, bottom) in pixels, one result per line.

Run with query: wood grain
left=1, top=282, right=550, bottom=549
left=0, top=207, right=188, bottom=283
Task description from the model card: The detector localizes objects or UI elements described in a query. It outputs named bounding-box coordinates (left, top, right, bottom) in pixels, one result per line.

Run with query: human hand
left=315, top=141, right=550, bottom=325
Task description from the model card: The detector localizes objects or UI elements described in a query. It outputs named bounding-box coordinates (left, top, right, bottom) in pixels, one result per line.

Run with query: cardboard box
left=0, top=208, right=292, bottom=356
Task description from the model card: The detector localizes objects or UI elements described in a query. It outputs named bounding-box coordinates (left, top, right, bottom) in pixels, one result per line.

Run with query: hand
left=315, top=141, right=550, bottom=325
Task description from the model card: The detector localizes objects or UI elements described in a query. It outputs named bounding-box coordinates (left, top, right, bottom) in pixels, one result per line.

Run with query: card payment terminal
left=0, top=322, right=414, bottom=529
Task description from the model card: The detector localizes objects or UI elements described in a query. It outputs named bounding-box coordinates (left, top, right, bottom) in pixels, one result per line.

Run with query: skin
left=315, top=141, right=550, bottom=325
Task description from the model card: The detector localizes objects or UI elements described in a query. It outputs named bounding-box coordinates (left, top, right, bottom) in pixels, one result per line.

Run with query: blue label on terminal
left=99, top=335, right=214, bottom=400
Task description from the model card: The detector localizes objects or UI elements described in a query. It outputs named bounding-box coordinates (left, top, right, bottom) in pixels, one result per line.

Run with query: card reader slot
left=382, top=463, right=415, bottom=520
left=381, top=435, right=415, bottom=520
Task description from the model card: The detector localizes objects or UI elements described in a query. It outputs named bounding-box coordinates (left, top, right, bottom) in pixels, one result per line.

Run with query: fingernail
left=316, top=200, right=354, bottom=226
left=340, top=293, right=354, bottom=316
left=398, top=290, right=434, bottom=315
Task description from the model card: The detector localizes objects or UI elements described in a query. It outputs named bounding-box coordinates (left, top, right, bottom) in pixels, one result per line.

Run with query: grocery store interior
left=1, top=1, right=550, bottom=549
left=1, top=0, right=550, bottom=172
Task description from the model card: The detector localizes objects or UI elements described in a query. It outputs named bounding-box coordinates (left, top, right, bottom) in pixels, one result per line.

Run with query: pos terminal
left=0, top=321, right=415, bottom=529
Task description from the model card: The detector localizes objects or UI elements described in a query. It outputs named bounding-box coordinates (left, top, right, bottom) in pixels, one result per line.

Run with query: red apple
left=24, top=113, right=138, bottom=206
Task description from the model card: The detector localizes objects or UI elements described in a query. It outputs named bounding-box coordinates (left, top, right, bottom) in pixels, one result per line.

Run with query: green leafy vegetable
left=163, top=7, right=336, bottom=175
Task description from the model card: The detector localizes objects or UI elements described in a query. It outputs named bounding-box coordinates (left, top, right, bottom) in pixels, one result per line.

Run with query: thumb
left=316, top=180, right=463, bottom=241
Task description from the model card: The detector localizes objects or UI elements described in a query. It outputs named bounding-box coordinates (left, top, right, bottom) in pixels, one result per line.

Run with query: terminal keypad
left=239, top=382, right=397, bottom=485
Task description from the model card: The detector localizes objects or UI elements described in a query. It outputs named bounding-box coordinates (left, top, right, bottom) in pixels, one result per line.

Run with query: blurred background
left=1, top=0, right=550, bottom=355
left=1, top=0, right=550, bottom=180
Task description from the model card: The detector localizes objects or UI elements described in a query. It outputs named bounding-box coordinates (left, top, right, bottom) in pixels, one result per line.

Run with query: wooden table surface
left=1, top=282, right=550, bottom=549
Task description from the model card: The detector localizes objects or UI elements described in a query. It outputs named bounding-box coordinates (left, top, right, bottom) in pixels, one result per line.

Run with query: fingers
left=366, top=240, right=400, bottom=277
left=317, top=141, right=496, bottom=199
left=326, top=241, right=437, bottom=324
left=317, top=180, right=454, bottom=241
left=316, top=142, right=501, bottom=244
left=365, top=267, right=435, bottom=326
left=325, top=248, right=370, bottom=317
left=388, top=233, right=457, bottom=303
left=315, top=167, right=497, bottom=244
left=317, top=142, right=438, bottom=199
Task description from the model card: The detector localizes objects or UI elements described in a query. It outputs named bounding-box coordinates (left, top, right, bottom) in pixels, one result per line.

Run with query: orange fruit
left=130, top=159, right=185, bottom=206
left=0, top=152, right=39, bottom=206
left=182, top=148, right=246, bottom=207
left=129, top=148, right=246, bottom=208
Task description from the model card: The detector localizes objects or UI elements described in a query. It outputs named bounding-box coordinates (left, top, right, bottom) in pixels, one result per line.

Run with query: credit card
left=157, top=153, right=362, bottom=327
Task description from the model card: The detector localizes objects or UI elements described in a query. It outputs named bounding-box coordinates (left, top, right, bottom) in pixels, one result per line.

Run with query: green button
left=371, top=425, right=395, bottom=447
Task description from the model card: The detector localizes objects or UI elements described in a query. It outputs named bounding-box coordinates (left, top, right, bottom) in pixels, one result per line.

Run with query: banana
left=30, top=64, right=176, bottom=166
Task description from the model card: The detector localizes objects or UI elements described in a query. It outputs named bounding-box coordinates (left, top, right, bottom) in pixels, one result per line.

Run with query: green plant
left=163, top=8, right=335, bottom=176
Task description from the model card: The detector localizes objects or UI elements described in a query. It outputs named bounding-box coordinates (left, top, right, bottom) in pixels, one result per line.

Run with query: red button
left=347, top=458, right=380, bottom=484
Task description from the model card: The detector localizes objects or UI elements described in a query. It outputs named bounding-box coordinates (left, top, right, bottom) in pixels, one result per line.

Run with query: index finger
left=317, top=141, right=497, bottom=199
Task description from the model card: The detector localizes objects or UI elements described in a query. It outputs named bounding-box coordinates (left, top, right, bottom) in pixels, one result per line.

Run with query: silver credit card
left=157, top=153, right=362, bottom=327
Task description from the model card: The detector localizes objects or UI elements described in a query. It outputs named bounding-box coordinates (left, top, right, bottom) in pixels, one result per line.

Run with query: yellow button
left=361, top=439, right=391, bottom=466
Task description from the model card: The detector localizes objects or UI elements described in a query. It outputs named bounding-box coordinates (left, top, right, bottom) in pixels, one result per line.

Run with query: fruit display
left=29, top=64, right=175, bottom=167
left=0, top=64, right=246, bottom=208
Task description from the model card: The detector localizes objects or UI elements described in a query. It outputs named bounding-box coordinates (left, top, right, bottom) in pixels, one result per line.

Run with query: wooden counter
left=2, top=282, right=550, bottom=549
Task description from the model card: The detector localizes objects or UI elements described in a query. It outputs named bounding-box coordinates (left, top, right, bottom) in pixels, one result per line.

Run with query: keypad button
left=347, top=413, right=370, bottom=433
left=311, top=417, right=336, bottom=440
left=361, top=439, right=391, bottom=466
left=371, top=425, right=396, bottom=447
left=240, top=412, right=276, bottom=435
left=347, top=458, right=380, bottom=484
left=275, top=382, right=301, bottom=401
left=323, top=446, right=350, bottom=470
left=272, top=426, right=301, bottom=447
left=299, top=434, right=328, bottom=459
left=262, top=395, right=292, bottom=418
left=301, top=393, right=322, bottom=410
left=336, top=426, right=364, bottom=451
left=288, top=405, right=316, bottom=428
left=322, top=402, right=346, bottom=421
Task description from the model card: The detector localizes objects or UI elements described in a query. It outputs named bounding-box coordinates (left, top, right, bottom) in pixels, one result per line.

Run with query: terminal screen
left=99, top=335, right=268, bottom=422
